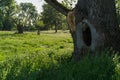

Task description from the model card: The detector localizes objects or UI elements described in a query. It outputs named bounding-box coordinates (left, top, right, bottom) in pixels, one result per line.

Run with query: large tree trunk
left=73, top=0, right=120, bottom=60
left=44, top=0, right=119, bottom=61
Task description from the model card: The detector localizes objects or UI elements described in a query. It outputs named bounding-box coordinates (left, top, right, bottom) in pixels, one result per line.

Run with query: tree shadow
left=3, top=53, right=116, bottom=80
left=0, top=33, right=15, bottom=37
left=36, top=54, right=115, bottom=80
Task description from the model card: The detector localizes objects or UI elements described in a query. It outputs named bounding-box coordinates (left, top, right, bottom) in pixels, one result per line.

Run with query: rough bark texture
left=76, top=0, right=119, bottom=49
left=44, top=0, right=120, bottom=61
left=73, top=0, right=120, bottom=60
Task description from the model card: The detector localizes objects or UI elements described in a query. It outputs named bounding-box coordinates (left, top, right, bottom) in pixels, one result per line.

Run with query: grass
left=0, top=30, right=120, bottom=80
left=0, top=31, right=73, bottom=59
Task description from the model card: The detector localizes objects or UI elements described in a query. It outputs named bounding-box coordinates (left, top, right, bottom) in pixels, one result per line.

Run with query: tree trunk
left=55, top=22, right=58, bottom=33
left=55, top=26, right=58, bottom=33
left=44, top=0, right=120, bottom=61
left=17, top=24, right=24, bottom=34
left=37, top=28, right=40, bottom=35
left=73, top=0, right=120, bottom=60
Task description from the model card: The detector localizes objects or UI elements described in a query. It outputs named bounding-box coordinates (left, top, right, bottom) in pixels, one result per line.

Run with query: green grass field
left=0, top=31, right=120, bottom=80
left=0, top=31, right=73, bottom=60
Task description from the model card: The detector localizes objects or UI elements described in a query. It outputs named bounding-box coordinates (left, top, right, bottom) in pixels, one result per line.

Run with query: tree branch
left=44, top=0, right=71, bottom=16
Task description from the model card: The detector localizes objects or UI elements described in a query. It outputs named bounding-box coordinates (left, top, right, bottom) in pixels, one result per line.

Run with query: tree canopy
left=41, top=3, right=66, bottom=31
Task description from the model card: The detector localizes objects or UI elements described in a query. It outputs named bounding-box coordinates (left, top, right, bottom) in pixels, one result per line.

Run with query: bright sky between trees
left=15, top=0, right=77, bottom=13
left=15, top=0, right=45, bottom=13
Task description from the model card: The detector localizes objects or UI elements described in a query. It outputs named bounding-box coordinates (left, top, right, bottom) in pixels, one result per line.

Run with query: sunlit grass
left=0, top=30, right=73, bottom=58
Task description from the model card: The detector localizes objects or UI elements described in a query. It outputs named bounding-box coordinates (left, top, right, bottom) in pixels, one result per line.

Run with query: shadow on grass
left=36, top=54, right=115, bottom=80
left=0, top=33, right=15, bottom=37
left=1, top=53, right=120, bottom=80
left=0, top=32, right=25, bottom=37
left=41, top=30, right=69, bottom=34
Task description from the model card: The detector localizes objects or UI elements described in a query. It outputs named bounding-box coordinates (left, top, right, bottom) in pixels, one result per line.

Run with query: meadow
left=0, top=31, right=120, bottom=80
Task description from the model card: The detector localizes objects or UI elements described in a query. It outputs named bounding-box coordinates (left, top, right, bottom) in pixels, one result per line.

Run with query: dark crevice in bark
left=82, top=24, right=92, bottom=47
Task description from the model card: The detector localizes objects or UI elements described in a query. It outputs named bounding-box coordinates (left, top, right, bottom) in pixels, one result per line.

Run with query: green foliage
left=35, top=20, right=45, bottom=29
left=13, top=2, right=38, bottom=33
left=3, top=17, right=14, bottom=30
left=61, top=0, right=76, bottom=9
left=0, top=0, right=14, bottom=7
left=19, top=2, right=38, bottom=26
left=0, top=0, right=17, bottom=30
left=0, top=31, right=119, bottom=80
left=41, top=4, right=66, bottom=30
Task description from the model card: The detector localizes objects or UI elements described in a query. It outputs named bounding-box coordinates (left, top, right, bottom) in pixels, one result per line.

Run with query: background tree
left=41, top=4, right=66, bottom=32
left=61, top=0, right=76, bottom=9
left=0, top=9, right=3, bottom=30
left=44, top=0, right=119, bottom=61
left=35, top=20, right=45, bottom=35
left=0, top=0, right=17, bottom=30
left=15, top=2, right=38, bottom=33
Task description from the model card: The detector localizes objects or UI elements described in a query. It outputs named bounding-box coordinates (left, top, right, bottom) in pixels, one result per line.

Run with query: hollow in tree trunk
left=73, top=0, right=120, bottom=60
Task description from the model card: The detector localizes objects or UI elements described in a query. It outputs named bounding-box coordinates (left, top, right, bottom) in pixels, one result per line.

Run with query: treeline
left=0, top=0, right=38, bottom=33
left=0, top=0, right=120, bottom=34
left=0, top=0, right=67, bottom=34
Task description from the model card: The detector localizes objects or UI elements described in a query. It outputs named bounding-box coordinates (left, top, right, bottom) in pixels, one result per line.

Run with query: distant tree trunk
left=55, top=26, right=58, bottom=33
left=37, top=28, right=40, bottom=35
left=17, top=24, right=24, bottom=34
left=45, top=0, right=120, bottom=61
left=55, top=21, right=58, bottom=33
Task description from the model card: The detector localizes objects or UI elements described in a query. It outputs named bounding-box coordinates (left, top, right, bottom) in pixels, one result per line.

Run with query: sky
left=15, top=0, right=45, bottom=13
left=15, top=0, right=77, bottom=13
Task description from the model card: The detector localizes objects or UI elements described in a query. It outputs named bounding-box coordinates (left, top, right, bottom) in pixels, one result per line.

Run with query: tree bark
left=55, top=26, right=58, bottom=33
left=37, top=28, right=40, bottom=35
left=17, top=24, right=24, bottom=34
left=55, top=21, right=58, bottom=33
left=45, top=0, right=120, bottom=61
left=44, top=0, right=70, bottom=16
